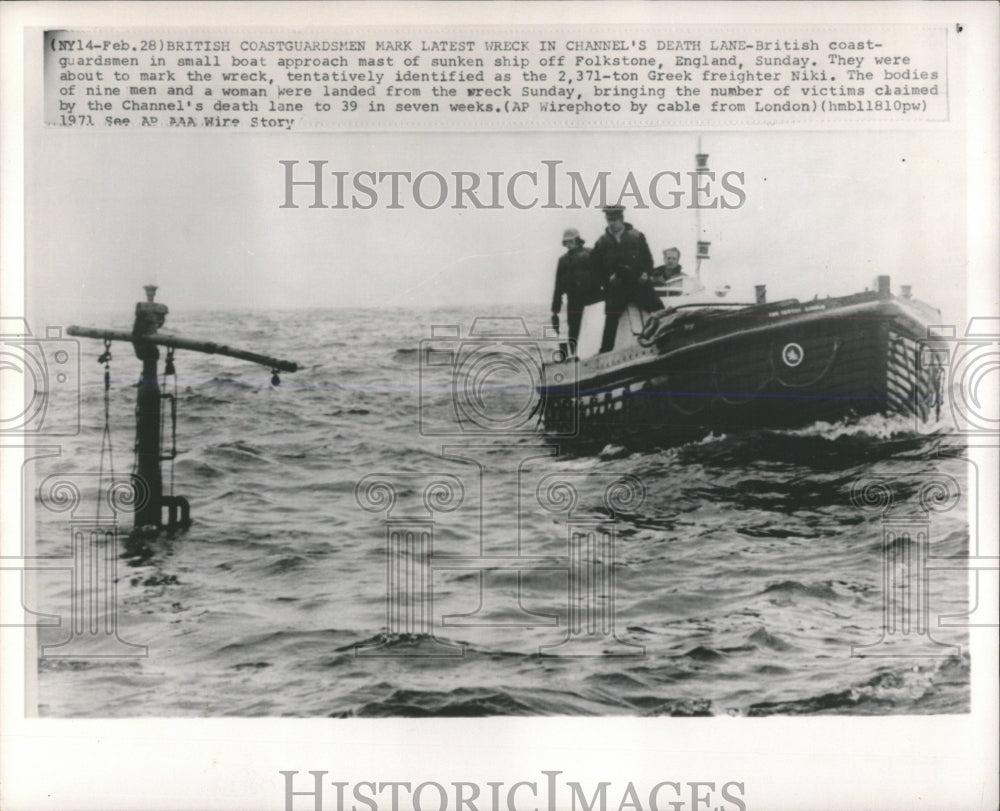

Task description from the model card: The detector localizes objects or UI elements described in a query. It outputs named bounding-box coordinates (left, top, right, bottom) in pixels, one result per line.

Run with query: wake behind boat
left=540, top=275, right=946, bottom=443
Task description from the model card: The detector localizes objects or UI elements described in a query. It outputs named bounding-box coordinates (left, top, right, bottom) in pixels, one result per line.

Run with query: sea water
left=32, top=306, right=970, bottom=716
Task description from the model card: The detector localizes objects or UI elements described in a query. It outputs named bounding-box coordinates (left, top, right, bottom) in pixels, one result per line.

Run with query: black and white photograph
left=2, top=3, right=997, bottom=810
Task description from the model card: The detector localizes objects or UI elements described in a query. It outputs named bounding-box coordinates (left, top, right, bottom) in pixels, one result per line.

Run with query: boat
left=539, top=274, right=946, bottom=443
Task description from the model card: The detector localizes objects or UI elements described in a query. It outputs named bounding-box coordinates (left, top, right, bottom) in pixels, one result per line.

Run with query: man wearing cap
left=551, top=228, right=598, bottom=357
left=590, top=206, right=663, bottom=353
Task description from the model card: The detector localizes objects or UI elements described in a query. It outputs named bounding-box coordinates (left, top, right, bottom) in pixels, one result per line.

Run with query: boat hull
left=541, top=292, right=944, bottom=442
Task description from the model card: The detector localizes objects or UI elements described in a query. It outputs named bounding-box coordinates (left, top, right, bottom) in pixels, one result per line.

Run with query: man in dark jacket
left=590, top=206, right=663, bottom=352
left=551, top=227, right=598, bottom=357
left=651, top=247, right=683, bottom=285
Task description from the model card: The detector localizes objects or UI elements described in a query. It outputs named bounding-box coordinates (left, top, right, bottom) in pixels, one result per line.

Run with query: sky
left=28, top=127, right=969, bottom=329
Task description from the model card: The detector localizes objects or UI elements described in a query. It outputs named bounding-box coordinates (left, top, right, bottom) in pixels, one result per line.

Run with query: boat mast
left=67, top=287, right=298, bottom=532
left=694, top=137, right=711, bottom=283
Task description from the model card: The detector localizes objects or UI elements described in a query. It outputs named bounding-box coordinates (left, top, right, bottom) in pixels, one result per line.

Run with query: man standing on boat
left=551, top=228, right=599, bottom=357
left=591, top=205, right=663, bottom=352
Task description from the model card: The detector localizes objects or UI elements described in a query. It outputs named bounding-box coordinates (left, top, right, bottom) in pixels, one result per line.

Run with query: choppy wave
left=34, top=306, right=970, bottom=717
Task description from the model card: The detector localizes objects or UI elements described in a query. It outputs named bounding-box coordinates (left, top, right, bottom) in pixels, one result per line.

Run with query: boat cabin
left=571, top=274, right=724, bottom=361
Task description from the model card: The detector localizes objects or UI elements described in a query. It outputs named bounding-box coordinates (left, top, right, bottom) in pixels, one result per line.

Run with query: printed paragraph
left=45, top=28, right=950, bottom=129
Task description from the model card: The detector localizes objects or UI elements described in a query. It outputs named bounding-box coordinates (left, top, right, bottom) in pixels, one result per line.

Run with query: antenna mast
left=694, top=137, right=711, bottom=282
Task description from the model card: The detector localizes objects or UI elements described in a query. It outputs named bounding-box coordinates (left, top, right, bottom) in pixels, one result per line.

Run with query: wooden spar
left=65, top=326, right=299, bottom=372
left=68, top=287, right=301, bottom=532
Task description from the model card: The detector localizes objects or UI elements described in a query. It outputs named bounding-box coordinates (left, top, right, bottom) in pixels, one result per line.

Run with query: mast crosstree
left=67, top=286, right=299, bottom=532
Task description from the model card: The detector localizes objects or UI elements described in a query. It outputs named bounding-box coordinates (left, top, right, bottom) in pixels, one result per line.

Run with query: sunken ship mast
left=539, top=146, right=945, bottom=442
left=68, top=286, right=299, bottom=532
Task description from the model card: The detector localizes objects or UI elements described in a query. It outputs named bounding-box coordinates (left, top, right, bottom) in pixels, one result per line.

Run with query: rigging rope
left=96, top=340, right=115, bottom=522
left=162, top=347, right=178, bottom=498
left=169, top=349, right=177, bottom=497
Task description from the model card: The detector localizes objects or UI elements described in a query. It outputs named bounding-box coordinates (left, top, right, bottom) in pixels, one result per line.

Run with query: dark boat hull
left=541, top=292, right=944, bottom=442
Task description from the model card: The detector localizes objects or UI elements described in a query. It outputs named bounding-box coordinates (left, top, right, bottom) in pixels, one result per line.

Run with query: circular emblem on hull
left=781, top=342, right=804, bottom=367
